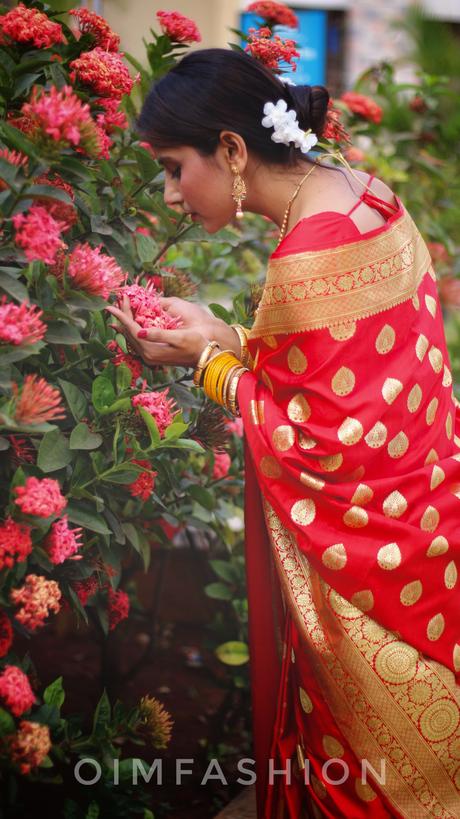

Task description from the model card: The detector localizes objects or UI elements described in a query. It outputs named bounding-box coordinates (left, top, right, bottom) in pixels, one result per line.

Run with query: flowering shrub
left=246, top=1, right=298, bottom=29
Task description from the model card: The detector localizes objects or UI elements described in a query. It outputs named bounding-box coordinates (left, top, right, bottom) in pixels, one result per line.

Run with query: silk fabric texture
left=237, top=201, right=460, bottom=818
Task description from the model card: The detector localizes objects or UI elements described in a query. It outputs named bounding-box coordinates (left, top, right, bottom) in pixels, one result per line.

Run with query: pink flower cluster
left=340, top=91, right=383, bottom=125
left=21, top=85, right=103, bottom=158
left=96, top=96, right=128, bottom=134
left=246, top=1, right=298, bottom=29
left=245, top=27, right=299, bottom=71
left=11, top=374, right=65, bottom=426
left=67, top=243, right=125, bottom=299
left=13, top=205, right=66, bottom=265
left=107, top=587, right=130, bottom=631
left=44, top=516, right=83, bottom=565
left=0, top=517, right=32, bottom=570
left=0, top=3, right=65, bottom=49
left=119, top=282, right=183, bottom=331
left=0, top=611, right=13, bottom=658
left=14, top=477, right=67, bottom=518
left=69, top=8, right=120, bottom=52
left=0, top=665, right=36, bottom=716
left=70, top=47, right=134, bottom=99
left=7, top=720, right=51, bottom=775
left=107, top=340, right=143, bottom=385
left=33, top=172, right=78, bottom=232
left=10, top=574, right=62, bottom=631
left=212, top=451, right=231, bottom=480
left=0, top=148, right=28, bottom=191
left=156, top=10, right=201, bottom=44
left=0, top=297, right=46, bottom=346
left=132, top=389, right=179, bottom=437
left=129, top=459, right=158, bottom=501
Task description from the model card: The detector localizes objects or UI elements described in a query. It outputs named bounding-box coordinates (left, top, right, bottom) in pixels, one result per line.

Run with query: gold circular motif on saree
left=425, top=447, right=439, bottom=465
left=354, top=779, right=377, bottom=802
left=272, top=425, right=295, bottom=451
left=299, top=686, right=313, bottom=714
left=420, top=505, right=440, bottom=532
left=311, top=775, right=327, bottom=800
left=287, top=345, right=307, bottom=374
left=453, top=645, right=460, bottom=673
left=400, top=580, right=423, bottom=606
left=351, top=589, right=374, bottom=612
left=427, top=613, right=445, bottom=641
left=430, top=465, right=445, bottom=491
left=442, top=364, right=453, bottom=387
left=351, top=483, right=373, bottom=505
left=364, top=421, right=387, bottom=448
left=375, top=324, right=396, bottom=354
left=300, top=471, right=325, bottom=491
left=374, top=641, right=418, bottom=684
left=428, top=346, right=443, bottom=374
left=426, top=535, right=449, bottom=557
left=383, top=490, right=408, bottom=518
left=454, top=767, right=460, bottom=791
left=298, top=431, right=317, bottom=450
left=322, top=735, right=345, bottom=758
left=349, top=464, right=366, bottom=481
left=261, top=369, right=274, bottom=393
left=329, top=320, right=356, bottom=341
left=331, top=366, right=355, bottom=396
left=291, top=498, right=316, bottom=526
left=318, top=452, right=343, bottom=471
left=419, top=698, right=460, bottom=742
left=387, top=431, right=409, bottom=459
left=444, top=560, right=457, bottom=590
left=412, top=292, right=420, bottom=310
left=425, top=397, right=438, bottom=426
left=382, top=377, right=403, bottom=405
left=377, top=542, right=402, bottom=570
left=445, top=411, right=453, bottom=439
left=328, top=589, right=361, bottom=619
left=337, top=417, right=363, bottom=446
left=287, top=393, right=311, bottom=423
left=415, top=334, right=429, bottom=362
left=425, top=294, right=437, bottom=318
left=343, top=506, right=368, bottom=528
left=407, top=383, right=422, bottom=413
left=322, top=543, right=347, bottom=570
left=259, top=455, right=283, bottom=479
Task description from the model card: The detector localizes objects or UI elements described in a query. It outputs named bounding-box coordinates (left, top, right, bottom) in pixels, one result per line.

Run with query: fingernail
left=137, top=330, right=147, bottom=338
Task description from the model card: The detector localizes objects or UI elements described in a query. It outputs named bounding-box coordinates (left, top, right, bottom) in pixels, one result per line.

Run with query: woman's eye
left=171, top=167, right=181, bottom=180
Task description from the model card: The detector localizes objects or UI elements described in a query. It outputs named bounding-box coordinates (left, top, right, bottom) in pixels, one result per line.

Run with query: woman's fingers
left=136, top=327, right=182, bottom=346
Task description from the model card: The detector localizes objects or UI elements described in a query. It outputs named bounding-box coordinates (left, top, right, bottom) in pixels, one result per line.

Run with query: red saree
left=238, top=190, right=460, bottom=818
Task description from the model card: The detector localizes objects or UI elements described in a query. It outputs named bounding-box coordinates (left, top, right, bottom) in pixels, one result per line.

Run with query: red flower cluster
left=212, top=451, right=231, bottom=480
left=69, top=8, right=120, bottom=52
left=107, top=586, right=130, bottom=631
left=33, top=172, right=78, bottom=232
left=0, top=3, right=65, bottom=49
left=11, top=374, right=65, bottom=426
left=7, top=720, right=51, bottom=775
left=10, top=574, right=62, bottom=631
left=323, top=99, right=351, bottom=144
left=73, top=575, right=99, bottom=606
left=107, top=340, right=144, bottom=385
left=156, top=10, right=201, bottom=44
left=0, top=297, right=46, bottom=346
left=0, top=611, right=13, bottom=658
left=13, top=205, right=66, bottom=265
left=0, top=665, right=35, bottom=716
left=22, top=85, right=103, bottom=157
left=67, top=243, right=125, bottom=299
left=129, top=459, right=158, bottom=501
left=132, top=388, right=179, bottom=437
left=118, top=282, right=182, bottom=331
left=247, top=1, right=298, bottom=29
left=0, top=517, right=33, bottom=570
left=96, top=97, right=128, bottom=134
left=70, top=47, right=134, bottom=99
left=245, top=27, right=299, bottom=72
left=0, top=148, right=28, bottom=191
left=14, top=477, right=67, bottom=518
left=341, top=91, right=383, bottom=125
left=44, top=516, right=83, bottom=565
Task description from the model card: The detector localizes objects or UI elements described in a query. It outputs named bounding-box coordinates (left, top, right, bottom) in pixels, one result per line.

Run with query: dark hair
left=138, top=48, right=329, bottom=165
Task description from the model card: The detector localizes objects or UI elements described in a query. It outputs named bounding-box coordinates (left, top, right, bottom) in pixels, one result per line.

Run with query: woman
left=108, top=49, right=460, bottom=819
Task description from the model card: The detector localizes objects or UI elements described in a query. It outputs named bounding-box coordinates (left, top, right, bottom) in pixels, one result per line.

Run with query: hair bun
left=287, top=83, right=329, bottom=137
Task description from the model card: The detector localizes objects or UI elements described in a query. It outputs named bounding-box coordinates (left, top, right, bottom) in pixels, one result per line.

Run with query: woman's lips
left=191, top=213, right=200, bottom=222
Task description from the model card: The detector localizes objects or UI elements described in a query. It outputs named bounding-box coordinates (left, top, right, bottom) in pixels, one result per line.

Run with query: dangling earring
left=231, top=164, right=246, bottom=219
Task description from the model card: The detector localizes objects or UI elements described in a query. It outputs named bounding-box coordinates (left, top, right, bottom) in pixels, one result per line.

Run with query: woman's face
left=155, top=145, right=236, bottom=233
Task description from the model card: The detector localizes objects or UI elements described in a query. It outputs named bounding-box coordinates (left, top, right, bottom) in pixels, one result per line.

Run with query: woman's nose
left=164, top=179, right=183, bottom=210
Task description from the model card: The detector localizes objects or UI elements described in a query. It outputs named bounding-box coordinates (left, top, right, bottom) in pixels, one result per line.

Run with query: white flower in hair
left=261, top=98, right=318, bottom=154
left=280, top=76, right=296, bottom=86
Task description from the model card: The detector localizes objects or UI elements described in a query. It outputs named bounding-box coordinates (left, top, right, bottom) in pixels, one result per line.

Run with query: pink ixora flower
left=13, top=205, right=66, bottom=265
left=340, top=91, right=383, bottom=125
left=107, top=340, right=143, bottom=385
left=246, top=1, right=298, bottom=29
left=245, top=27, right=299, bottom=72
left=70, top=48, right=135, bottom=99
left=0, top=3, right=65, bottom=49
left=132, top=388, right=179, bottom=437
left=0, top=665, right=36, bottom=717
left=0, top=517, right=33, bottom=570
left=0, top=611, right=13, bottom=658
left=95, top=96, right=128, bottom=134
left=67, top=243, right=125, bottom=298
left=21, top=85, right=102, bottom=158
left=0, top=297, right=46, bottom=346
left=107, top=586, right=130, bottom=631
left=7, top=720, right=51, bottom=775
left=156, top=10, right=201, bottom=44
left=69, top=8, right=120, bottom=52
left=212, top=451, right=231, bottom=480
left=0, top=148, right=28, bottom=191
left=129, top=459, right=158, bottom=501
left=14, top=477, right=67, bottom=518
left=44, top=516, right=83, bottom=565
left=33, top=172, right=77, bottom=232
left=11, top=374, right=65, bottom=426
left=118, top=281, right=183, bottom=331
left=10, top=574, right=61, bottom=631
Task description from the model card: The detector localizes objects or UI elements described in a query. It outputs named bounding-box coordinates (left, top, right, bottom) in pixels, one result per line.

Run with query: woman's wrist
left=205, top=317, right=242, bottom=359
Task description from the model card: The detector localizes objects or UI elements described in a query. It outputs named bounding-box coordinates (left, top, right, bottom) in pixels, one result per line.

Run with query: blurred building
left=100, top=0, right=460, bottom=94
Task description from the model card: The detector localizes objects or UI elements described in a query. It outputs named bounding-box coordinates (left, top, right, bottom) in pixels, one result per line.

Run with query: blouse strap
left=346, top=174, right=376, bottom=216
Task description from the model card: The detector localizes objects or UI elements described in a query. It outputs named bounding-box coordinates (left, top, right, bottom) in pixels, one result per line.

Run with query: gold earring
left=231, top=164, right=246, bottom=219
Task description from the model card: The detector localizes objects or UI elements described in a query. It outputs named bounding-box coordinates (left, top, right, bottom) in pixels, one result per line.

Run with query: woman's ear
left=218, top=130, right=248, bottom=172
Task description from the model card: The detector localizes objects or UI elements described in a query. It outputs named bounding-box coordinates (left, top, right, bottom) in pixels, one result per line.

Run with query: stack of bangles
left=192, top=324, right=251, bottom=417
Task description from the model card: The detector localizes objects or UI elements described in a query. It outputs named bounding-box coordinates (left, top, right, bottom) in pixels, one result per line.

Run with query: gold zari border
left=262, top=499, right=460, bottom=818
left=249, top=210, right=431, bottom=339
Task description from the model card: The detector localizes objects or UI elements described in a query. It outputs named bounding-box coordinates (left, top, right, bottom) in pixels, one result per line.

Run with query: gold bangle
left=201, top=349, right=234, bottom=395
left=222, top=364, right=241, bottom=409
left=202, top=352, right=241, bottom=406
left=230, top=324, right=250, bottom=367
left=193, top=340, right=220, bottom=387
left=228, top=366, right=250, bottom=415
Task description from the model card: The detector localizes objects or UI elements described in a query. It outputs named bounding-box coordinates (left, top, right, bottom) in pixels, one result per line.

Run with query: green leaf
left=0, top=707, right=15, bottom=737
left=43, top=676, right=65, bottom=711
left=37, top=428, right=72, bottom=472
left=0, top=121, right=40, bottom=160
left=103, top=468, right=139, bottom=485
left=85, top=802, right=100, bottom=819
left=115, top=362, right=132, bottom=392
left=92, top=376, right=116, bottom=413
left=59, top=379, right=88, bottom=423
left=136, top=233, right=157, bottom=263
left=215, top=641, right=249, bottom=666
left=208, top=303, right=233, bottom=324
left=158, top=438, right=204, bottom=453
left=23, top=184, right=74, bottom=205
left=38, top=755, right=54, bottom=768
left=66, top=503, right=111, bottom=535
left=0, top=343, right=44, bottom=365
left=69, top=423, right=103, bottom=451
left=205, top=582, right=233, bottom=601
left=164, top=421, right=189, bottom=440
left=0, top=270, right=29, bottom=302
left=209, top=559, right=238, bottom=583
left=188, top=484, right=216, bottom=510
left=45, top=322, right=84, bottom=345
left=139, top=406, right=160, bottom=448
left=92, top=689, right=111, bottom=738
left=122, top=523, right=150, bottom=570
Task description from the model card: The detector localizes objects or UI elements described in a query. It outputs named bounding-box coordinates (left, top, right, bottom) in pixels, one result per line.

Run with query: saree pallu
left=238, top=202, right=460, bottom=818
